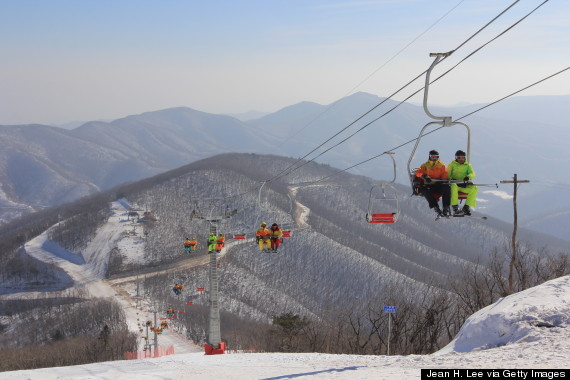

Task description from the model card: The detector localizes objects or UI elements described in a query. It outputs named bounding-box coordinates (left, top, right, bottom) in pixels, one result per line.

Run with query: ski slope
left=21, top=201, right=202, bottom=354
left=2, top=275, right=570, bottom=379
left=5, top=201, right=570, bottom=379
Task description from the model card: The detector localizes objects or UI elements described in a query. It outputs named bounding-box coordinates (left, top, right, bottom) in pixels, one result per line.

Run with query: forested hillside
left=2, top=153, right=568, bottom=360
left=119, top=154, right=568, bottom=326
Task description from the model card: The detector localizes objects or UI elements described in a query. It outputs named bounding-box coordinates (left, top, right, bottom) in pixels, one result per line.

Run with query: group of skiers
left=183, top=222, right=285, bottom=254
left=184, top=238, right=197, bottom=252
left=183, top=233, right=225, bottom=254
left=414, top=149, right=478, bottom=218
left=207, top=233, right=225, bottom=254
left=255, top=222, right=283, bottom=253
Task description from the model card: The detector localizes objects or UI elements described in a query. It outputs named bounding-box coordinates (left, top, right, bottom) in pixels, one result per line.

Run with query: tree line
left=151, top=242, right=569, bottom=355
left=0, top=293, right=137, bottom=372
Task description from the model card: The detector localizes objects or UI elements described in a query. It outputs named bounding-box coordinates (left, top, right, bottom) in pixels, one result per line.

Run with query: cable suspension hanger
left=312, top=66, right=568, bottom=184
left=264, top=0, right=527, bottom=185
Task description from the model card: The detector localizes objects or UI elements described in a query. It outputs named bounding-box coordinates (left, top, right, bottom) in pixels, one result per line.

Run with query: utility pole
left=500, top=174, right=530, bottom=295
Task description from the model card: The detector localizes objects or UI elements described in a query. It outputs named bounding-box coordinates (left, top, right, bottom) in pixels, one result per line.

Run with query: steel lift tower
left=201, top=200, right=236, bottom=355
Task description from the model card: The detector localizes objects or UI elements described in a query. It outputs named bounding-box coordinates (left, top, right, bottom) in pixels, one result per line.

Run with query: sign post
left=384, top=306, right=397, bottom=355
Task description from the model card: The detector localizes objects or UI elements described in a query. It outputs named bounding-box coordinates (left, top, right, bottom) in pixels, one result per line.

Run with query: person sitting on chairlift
left=269, top=223, right=283, bottom=252
left=255, top=222, right=271, bottom=252
left=189, top=237, right=197, bottom=251
left=207, top=233, right=216, bottom=254
left=415, top=149, right=451, bottom=217
left=184, top=238, right=193, bottom=253
left=215, top=233, right=225, bottom=253
left=448, top=150, right=478, bottom=216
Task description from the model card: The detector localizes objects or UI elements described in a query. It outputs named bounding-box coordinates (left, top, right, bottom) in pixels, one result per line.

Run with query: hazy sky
left=1, top=0, right=568, bottom=125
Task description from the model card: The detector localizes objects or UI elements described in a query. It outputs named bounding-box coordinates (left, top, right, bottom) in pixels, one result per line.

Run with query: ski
left=436, top=214, right=487, bottom=220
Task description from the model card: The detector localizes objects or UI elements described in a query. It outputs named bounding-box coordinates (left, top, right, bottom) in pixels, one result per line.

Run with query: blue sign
left=384, top=306, right=397, bottom=313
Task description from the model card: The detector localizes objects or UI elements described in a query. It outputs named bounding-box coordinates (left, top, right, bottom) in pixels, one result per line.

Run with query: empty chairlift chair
left=365, top=152, right=400, bottom=224
left=366, top=183, right=399, bottom=224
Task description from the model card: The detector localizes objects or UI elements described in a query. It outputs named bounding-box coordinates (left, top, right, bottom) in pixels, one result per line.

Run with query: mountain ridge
left=1, top=93, right=568, bottom=241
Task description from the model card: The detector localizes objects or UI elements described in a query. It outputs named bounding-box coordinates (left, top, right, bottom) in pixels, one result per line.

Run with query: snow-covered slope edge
left=437, top=275, right=570, bottom=354
left=3, top=276, right=570, bottom=379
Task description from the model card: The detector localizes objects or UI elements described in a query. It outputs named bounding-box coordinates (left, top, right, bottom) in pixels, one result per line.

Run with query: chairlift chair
left=366, top=183, right=399, bottom=224
left=365, top=152, right=400, bottom=224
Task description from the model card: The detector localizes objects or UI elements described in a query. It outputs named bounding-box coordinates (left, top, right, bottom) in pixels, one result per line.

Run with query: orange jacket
left=256, top=227, right=270, bottom=239
left=415, top=159, right=448, bottom=182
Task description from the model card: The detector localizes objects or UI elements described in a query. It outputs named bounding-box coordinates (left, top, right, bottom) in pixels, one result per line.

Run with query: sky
left=0, top=0, right=568, bottom=126
left=3, top=200, right=570, bottom=379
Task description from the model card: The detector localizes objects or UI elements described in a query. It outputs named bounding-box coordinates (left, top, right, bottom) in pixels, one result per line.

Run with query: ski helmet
left=261, top=222, right=267, bottom=226
left=429, top=150, right=439, bottom=160
left=455, top=150, right=466, bottom=157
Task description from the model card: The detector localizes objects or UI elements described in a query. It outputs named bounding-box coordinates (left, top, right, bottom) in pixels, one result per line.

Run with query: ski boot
left=462, top=205, right=472, bottom=216
left=434, top=206, right=444, bottom=219
left=452, top=205, right=463, bottom=216
left=442, top=206, right=451, bottom=217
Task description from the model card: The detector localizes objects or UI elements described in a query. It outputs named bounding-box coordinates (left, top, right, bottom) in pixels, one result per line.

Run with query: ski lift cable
left=264, top=0, right=526, bottom=184
left=280, top=0, right=467, bottom=146
left=455, top=66, right=570, bottom=122
left=188, top=1, right=536, bottom=202
left=450, top=0, right=523, bottom=54
left=434, top=0, right=550, bottom=90
left=275, top=0, right=542, bottom=181
left=311, top=66, right=569, bottom=184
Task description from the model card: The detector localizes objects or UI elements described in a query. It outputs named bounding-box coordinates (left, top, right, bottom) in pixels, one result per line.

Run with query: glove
left=422, top=174, right=432, bottom=182
left=459, top=176, right=470, bottom=188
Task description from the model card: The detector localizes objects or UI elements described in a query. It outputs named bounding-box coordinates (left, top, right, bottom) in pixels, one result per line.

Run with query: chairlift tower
left=201, top=200, right=236, bottom=355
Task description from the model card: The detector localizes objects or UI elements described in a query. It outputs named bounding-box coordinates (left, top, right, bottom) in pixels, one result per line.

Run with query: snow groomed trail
left=19, top=201, right=202, bottom=353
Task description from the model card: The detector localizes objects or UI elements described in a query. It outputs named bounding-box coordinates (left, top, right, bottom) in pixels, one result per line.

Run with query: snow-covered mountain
left=1, top=93, right=568, bottom=239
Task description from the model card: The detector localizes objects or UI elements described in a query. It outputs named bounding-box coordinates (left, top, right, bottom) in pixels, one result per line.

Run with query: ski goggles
left=429, top=155, right=439, bottom=159
left=455, top=156, right=466, bottom=160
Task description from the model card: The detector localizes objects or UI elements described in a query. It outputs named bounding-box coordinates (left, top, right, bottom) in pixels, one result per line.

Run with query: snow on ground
left=437, top=275, right=570, bottom=354
left=3, top=276, right=570, bottom=379
left=4, top=200, right=570, bottom=379
left=18, top=201, right=202, bottom=354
